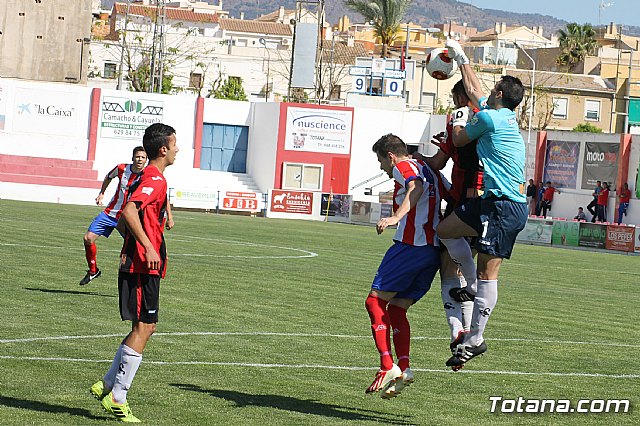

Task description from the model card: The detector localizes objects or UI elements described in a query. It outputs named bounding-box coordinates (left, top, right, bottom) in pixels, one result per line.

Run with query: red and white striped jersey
left=392, top=159, right=450, bottom=246
left=103, top=164, right=143, bottom=219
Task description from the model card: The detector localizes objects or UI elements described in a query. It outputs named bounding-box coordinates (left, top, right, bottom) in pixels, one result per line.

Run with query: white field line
left=4, top=240, right=638, bottom=274
left=0, top=237, right=318, bottom=259
left=0, top=355, right=636, bottom=379
left=505, top=261, right=640, bottom=276
left=0, top=331, right=636, bottom=348
left=175, top=234, right=318, bottom=258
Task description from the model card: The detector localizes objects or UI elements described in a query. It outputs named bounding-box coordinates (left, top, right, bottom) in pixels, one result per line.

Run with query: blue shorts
left=371, top=242, right=440, bottom=302
left=87, top=211, right=119, bottom=238
left=454, top=196, right=528, bottom=259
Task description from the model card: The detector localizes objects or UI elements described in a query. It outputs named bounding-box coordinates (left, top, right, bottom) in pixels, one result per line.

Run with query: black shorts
left=454, top=196, right=528, bottom=259
left=118, top=271, right=160, bottom=323
left=444, top=195, right=468, bottom=219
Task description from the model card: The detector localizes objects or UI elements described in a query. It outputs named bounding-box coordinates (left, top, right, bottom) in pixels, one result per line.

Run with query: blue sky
left=460, top=0, right=640, bottom=28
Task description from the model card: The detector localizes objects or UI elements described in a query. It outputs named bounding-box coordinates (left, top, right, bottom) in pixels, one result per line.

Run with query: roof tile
left=218, top=18, right=292, bottom=36
left=113, top=2, right=219, bottom=23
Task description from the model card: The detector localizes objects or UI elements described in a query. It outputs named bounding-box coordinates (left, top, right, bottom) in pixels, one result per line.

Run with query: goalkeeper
left=434, top=39, right=529, bottom=369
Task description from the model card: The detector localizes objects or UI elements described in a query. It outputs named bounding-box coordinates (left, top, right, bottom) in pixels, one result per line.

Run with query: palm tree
left=556, top=23, right=599, bottom=71
left=344, top=0, right=412, bottom=58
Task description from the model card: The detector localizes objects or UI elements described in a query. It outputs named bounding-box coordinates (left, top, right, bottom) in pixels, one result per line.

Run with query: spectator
left=596, top=181, right=610, bottom=222
left=617, top=182, right=631, bottom=224
left=541, top=181, right=560, bottom=218
left=526, top=179, right=537, bottom=216
left=535, top=181, right=545, bottom=215
left=587, top=180, right=602, bottom=222
left=574, top=207, right=587, bottom=221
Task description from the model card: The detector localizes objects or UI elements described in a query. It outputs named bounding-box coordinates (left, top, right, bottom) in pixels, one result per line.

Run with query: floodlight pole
left=117, top=0, right=131, bottom=90
left=259, top=37, right=271, bottom=102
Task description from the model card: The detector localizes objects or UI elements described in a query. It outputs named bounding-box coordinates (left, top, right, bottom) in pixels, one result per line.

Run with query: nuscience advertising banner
left=284, top=106, right=353, bottom=154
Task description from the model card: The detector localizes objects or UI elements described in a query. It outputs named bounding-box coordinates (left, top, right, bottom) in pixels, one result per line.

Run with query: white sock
left=440, top=277, right=464, bottom=340
left=111, top=344, right=142, bottom=404
left=461, top=300, right=473, bottom=332
left=103, top=344, right=124, bottom=391
left=440, top=238, right=477, bottom=292
left=458, top=274, right=473, bottom=331
left=465, top=279, right=498, bottom=347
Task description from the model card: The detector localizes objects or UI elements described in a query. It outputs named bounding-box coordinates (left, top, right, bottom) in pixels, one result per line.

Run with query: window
left=103, top=63, right=117, bottom=79
left=421, top=92, right=435, bottom=112
left=585, top=99, right=600, bottom=121
left=552, top=97, right=568, bottom=120
left=283, top=163, right=323, bottom=190
left=329, top=84, right=341, bottom=100
left=229, top=76, right=242, bottom=85
left=189, top=72, right=203, bottom=89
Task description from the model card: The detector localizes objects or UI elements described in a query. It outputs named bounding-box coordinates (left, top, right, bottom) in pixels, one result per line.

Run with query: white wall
left=0, top=79, right=92, bottom=160
left=349, top=107, right=434, bottom=202
left=1, top=79, right=453, bottom=213
left=94, top=90, right=196, bottom=200
left=248, top=103, right=280, bottom=193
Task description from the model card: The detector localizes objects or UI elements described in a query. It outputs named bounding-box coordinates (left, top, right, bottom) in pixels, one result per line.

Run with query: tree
left=573, top=122, right=603, bottom=133
left=556, top=23, right=599, bottom=72
left=344, top=0, right=412, bottom=58
left=211, top=77, right=247, bottom=101
left=125, top=51, right=175, bottom=94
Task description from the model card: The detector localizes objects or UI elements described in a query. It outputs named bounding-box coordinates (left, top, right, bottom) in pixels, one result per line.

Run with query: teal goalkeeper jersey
left=465, top=104, right=526, bottom=203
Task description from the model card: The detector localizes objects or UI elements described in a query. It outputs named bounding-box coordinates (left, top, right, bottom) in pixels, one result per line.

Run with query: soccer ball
left=425, top=48, right=458, bottom=80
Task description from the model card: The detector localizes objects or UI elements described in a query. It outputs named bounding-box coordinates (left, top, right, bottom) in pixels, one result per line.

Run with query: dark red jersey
left=440, top=108, right=484, bottom=204
left=119, top=165, right=168, bottom=277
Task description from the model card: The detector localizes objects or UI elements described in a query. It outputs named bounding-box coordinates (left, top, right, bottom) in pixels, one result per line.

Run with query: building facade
left=0, top=0, right=93, bottom=83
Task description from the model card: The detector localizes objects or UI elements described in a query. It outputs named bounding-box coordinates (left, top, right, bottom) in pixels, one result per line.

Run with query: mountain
left=99, top=1, right=640, bottom=37
left=224, top=0, right=570, bottom=36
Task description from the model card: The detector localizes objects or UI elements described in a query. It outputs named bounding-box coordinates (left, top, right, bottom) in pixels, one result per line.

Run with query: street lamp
left=515, top=41, right=536, bottom=144
left=259, top=37, right=271, bottom=102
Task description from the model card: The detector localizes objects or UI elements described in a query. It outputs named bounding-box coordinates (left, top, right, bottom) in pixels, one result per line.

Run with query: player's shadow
left=171, top=383, right=414, bottom=425
left=24, top=287, right=116, bottom=298
left=0, top=394, right=105, bottom=421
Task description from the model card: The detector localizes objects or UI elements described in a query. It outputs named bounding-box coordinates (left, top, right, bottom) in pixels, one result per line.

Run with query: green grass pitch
left=0, top=199, right=638, bottom=425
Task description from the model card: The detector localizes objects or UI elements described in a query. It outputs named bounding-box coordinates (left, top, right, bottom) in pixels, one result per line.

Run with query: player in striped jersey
left=80, top=147, right=148, bottom=286
left=365, top=134, right=450, bottom=399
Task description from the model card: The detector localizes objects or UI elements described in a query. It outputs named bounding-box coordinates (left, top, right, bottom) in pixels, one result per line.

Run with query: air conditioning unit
left=281, top=38, right=291, bottom=46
